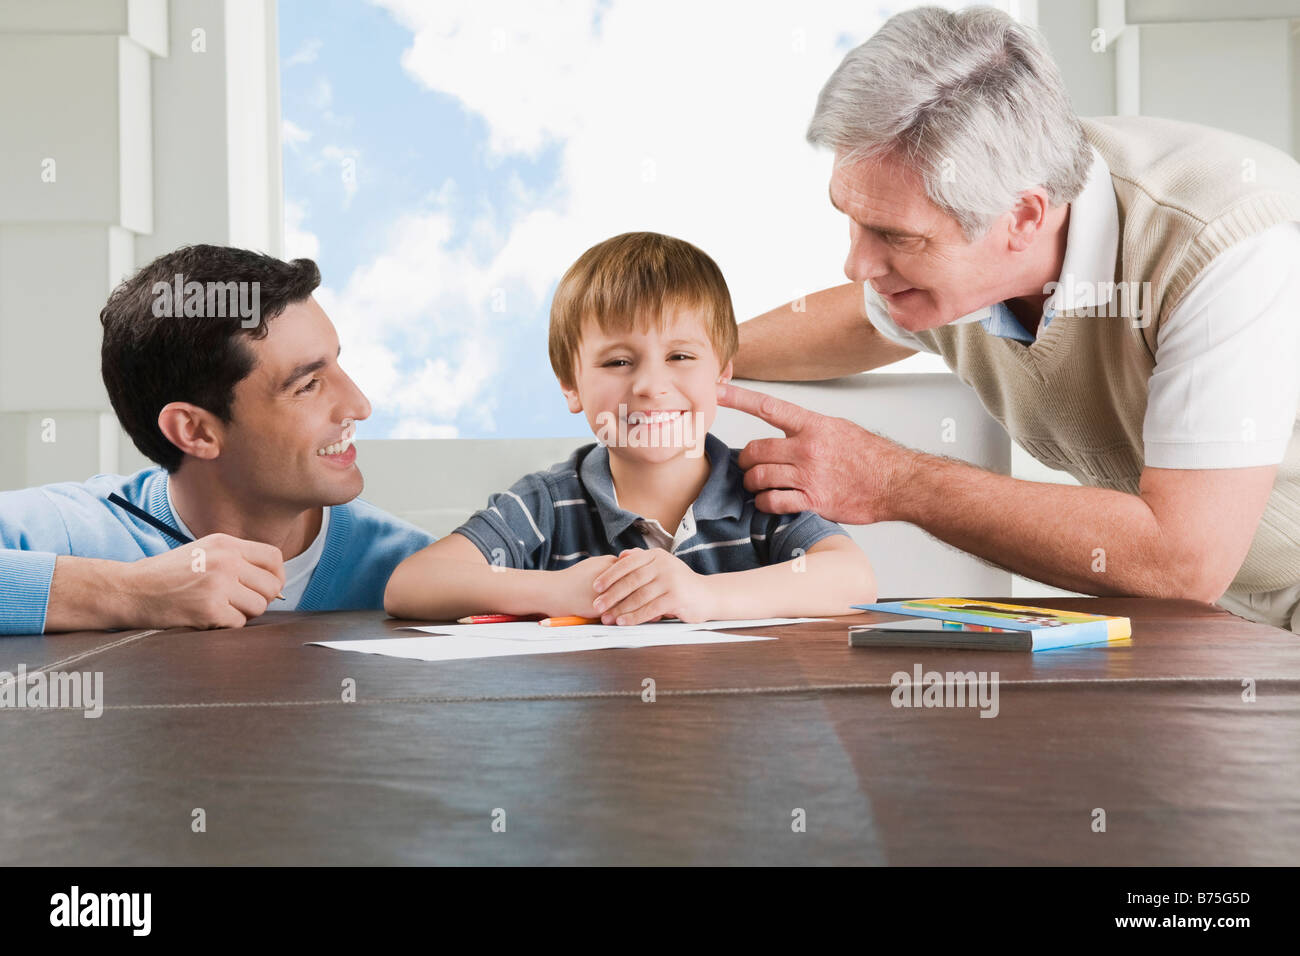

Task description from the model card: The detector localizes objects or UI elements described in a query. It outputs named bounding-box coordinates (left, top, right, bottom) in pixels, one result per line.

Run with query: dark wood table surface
left=2, top=597, right=1297, bottom=865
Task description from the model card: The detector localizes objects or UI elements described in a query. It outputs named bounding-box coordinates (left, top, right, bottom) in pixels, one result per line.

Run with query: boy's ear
left=718, top=359, right=734, bottom=385
left=157, top=402, right=223, bottom=462
left=559, top=380, right=583, bottom=414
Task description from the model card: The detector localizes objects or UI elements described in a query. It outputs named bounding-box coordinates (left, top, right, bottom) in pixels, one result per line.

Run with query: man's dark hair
left=100, top=244, right=321, bottom=472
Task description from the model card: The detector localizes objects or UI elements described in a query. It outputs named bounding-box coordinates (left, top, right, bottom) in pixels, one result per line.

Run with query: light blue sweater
left=0, top=468, right=435, bottom=634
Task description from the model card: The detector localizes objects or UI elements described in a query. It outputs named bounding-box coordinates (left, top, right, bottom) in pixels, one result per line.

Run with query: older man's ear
left=1004, top=187, right=1054, bottom=253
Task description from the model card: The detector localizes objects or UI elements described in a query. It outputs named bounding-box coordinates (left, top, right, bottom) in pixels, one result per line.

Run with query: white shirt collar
left=1045, top=146, right=1119, bottom=312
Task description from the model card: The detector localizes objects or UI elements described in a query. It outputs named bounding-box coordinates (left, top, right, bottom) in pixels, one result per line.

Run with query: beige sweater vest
left=908, top=116, right=1300, bottom=596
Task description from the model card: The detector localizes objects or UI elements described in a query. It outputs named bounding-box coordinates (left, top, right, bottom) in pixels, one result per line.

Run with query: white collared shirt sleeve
left=1143, top=221, right=1300, bottom=469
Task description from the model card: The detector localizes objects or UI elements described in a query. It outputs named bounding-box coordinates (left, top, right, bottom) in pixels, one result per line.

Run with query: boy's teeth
left=628, top=410, right=683, bottom=425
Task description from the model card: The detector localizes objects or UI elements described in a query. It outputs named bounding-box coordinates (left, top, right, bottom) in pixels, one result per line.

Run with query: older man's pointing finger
left=716, top=382, right=918, bottom=526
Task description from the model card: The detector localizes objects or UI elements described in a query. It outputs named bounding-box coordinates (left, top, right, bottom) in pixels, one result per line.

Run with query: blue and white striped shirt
left=454, top=433, right=849, bottom=572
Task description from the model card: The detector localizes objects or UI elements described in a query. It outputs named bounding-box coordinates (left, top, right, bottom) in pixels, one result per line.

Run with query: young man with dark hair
left=0, top=244, right=433, bottom=635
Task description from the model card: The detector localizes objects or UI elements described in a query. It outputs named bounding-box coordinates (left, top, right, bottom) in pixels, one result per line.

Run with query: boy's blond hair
left=548, top=232, right=738, bottom=387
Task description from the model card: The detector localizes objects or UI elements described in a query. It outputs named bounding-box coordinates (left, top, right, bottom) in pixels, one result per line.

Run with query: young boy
left=385, top=232, right=876, bottom=625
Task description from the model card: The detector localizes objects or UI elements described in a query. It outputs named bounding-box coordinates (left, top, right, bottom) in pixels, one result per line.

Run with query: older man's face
left=830, top=151, right=1010, bottom=332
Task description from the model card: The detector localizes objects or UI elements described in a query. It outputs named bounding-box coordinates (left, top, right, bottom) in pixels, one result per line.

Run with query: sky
left=278, top=0, right=959, bottom=440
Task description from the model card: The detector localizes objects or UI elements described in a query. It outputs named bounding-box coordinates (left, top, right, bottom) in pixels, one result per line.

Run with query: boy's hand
left=591, top=549, right=716, bottom=626
left=550, top=554, right=619, bottom=617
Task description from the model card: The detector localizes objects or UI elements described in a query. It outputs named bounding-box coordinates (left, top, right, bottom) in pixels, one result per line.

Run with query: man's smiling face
left=830, top=149, right=1012, bottom=332
left=212, top=296, right=373, bottom=510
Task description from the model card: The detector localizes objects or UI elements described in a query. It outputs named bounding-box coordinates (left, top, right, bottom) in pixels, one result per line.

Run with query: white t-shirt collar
left=164, top=477, right=329, bottom=610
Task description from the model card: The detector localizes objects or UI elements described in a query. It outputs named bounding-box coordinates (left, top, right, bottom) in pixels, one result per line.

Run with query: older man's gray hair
left=808, top=5, right=1092, bottom=240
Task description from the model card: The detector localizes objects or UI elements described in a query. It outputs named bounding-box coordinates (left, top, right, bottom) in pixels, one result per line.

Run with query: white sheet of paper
left=402, top=617, right=822, bottom=640
left=308, top=617, right=824, bottom=663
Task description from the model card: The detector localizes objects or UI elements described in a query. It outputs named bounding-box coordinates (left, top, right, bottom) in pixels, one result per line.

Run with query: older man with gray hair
left=723, top=5, right=1300, bottom=631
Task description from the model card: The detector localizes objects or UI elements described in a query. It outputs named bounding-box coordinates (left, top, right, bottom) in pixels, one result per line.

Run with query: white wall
left=0, top=0, right=281, bottom=490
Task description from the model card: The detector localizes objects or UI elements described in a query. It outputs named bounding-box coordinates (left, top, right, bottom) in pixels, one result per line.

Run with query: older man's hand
left=717, top=383, right=917, bottom=525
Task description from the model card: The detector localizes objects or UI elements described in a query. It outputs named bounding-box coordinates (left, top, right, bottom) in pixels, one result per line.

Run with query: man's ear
left=718, top=359, right=734, bottom=385
left=559, top=380, right=583, bottom=414
left=1006, top=187, right=1050, bottom=253
left=157, top=402, right=223, bottom=462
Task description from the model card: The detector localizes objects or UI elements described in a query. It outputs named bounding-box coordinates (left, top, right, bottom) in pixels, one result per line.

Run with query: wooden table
left=1, top=597, right=1296, bottom=865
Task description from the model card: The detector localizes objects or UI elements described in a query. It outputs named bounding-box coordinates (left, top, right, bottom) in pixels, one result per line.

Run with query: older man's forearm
left=890, top=452, right=1206, bottom=601
left=735, top=283, right=915, bottom=381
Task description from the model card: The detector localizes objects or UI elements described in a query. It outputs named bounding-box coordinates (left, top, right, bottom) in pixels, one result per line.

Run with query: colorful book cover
left=851, top=598, right=1131, bottom=650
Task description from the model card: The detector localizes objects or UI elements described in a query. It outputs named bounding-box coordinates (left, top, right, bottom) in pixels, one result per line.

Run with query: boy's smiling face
left=560, top=305, right=733, bottom=464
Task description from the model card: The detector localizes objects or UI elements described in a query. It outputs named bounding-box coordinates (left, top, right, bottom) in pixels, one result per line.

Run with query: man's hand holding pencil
left=110, top=533, right=287, bottom=630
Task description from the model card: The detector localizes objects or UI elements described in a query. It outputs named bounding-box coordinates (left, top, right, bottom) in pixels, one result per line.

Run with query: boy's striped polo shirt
left=453, top=433, right=849, bottom=572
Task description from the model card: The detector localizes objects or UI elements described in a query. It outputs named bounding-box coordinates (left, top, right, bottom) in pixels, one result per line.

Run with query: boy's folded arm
left=383, top=532, right=555, bottom=620
left=385, top=472, right=568, bottom=620
left=707, top=534, right=876, bottom=620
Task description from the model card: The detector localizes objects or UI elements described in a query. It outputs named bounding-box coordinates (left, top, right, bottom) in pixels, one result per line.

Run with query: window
left=279, top=0, right=955, bottom=440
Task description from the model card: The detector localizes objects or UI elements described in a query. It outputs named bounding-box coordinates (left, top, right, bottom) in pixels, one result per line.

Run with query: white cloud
left=320, top=145, right=360, bottom=207
left=371, top=0, right=903, bottom=323
left=383, top=0, right=602, bottom=157
left=315, top=0, right=943, bottom=439
left=285, top=37, right=323, bottom=68
left=313, top=195, right=509, bottom=432
left=308, top=76, right=333, bottom=111
left=282, top=118, right=312, bottom=150
left=284, top=198, right=320, bottom=260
